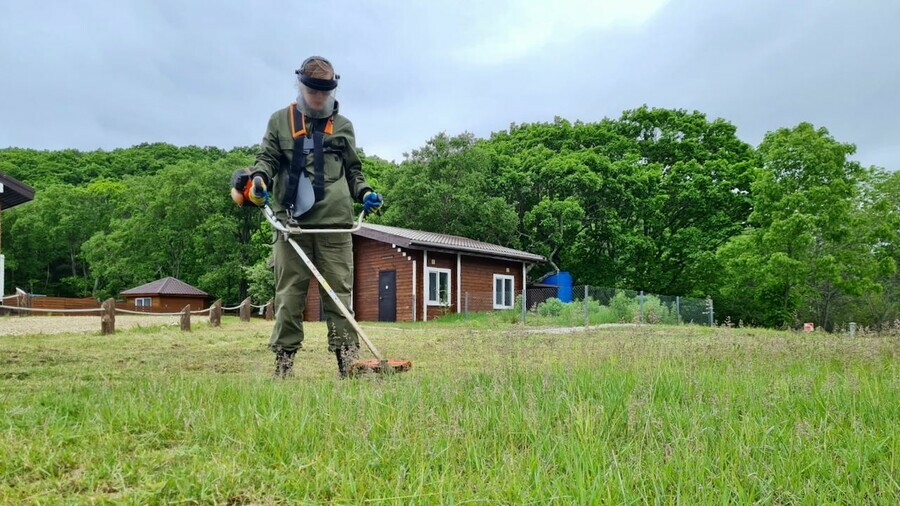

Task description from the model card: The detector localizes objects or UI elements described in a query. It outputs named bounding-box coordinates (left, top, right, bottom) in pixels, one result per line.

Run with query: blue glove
left=363, top=191, right=383, bottom=214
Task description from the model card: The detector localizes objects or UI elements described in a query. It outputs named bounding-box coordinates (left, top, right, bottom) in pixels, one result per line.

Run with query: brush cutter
left=263, top=205, right=412, bottom=376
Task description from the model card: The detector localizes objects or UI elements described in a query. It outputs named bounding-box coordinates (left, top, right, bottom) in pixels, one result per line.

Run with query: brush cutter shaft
left=281, top=236, right=385, bottom=362
left=262, top=205, right=385, bottom=364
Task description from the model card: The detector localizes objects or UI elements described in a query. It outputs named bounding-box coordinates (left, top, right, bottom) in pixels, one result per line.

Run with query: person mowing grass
left=231, top=56, right=383, bottom=379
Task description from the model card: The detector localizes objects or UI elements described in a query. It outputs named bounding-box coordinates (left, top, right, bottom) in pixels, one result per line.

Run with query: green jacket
left=253, top=104, right=372, bottom=227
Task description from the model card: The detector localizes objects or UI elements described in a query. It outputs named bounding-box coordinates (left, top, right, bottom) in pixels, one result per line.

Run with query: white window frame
left=493, top=274, right=515, bottom=309
left=426, top=267, right=452, bottom=306
left=135, top=297, right=152, bottom=307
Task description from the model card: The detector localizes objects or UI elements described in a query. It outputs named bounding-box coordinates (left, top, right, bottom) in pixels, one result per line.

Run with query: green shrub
left=588, top=304, right=620, bottom=325
left=558, top=301, right=580, bottom=325
left=537, top=297, right=565, bottom=317
left=513, top=294, right=523, bottom=315
left=243, top=259, right=275, bottom=305
left=531, top=294, right=679, bottom=326
left=610, top=292, right=638, bottom=322
left=642, top=295, right=674, bottom=324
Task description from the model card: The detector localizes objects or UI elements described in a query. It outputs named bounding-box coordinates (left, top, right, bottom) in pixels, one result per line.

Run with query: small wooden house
left=120, top=277, right=208, bottom=312
left=1, top=172, right=36, bottom=298
left=303, top=223, right=544, bottom=322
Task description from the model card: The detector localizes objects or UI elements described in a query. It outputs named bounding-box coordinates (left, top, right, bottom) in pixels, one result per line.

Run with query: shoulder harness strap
left=282, top=104, right=335, bottom=210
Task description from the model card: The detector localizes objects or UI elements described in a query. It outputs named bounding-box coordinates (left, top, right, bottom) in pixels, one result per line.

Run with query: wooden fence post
left=101, top=298, right=116, bottom=335
left=180, top=305, right=191, bottom=332
left=239, top=297, right=252, bottom=322
left=17, top=288, right=31, bottom=318
left=265, top=299, right=274, bottom=321
left=209, top=299, right=222, bottom=327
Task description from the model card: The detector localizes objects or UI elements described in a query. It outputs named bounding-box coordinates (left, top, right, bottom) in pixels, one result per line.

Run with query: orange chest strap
left=289, top=103, right=334, bottom=138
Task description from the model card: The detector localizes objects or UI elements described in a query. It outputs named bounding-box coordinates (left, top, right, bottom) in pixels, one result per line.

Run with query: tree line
left=1, top=107, right=896, bottom=330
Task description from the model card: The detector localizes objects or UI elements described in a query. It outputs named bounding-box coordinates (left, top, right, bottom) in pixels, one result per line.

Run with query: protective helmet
left=295, top=56, right=339, bottom=119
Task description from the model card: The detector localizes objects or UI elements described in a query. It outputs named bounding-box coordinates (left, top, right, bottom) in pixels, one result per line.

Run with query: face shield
left=295, top=57, right=339, bottom=119
left=297, top=83, right=336, bottom=119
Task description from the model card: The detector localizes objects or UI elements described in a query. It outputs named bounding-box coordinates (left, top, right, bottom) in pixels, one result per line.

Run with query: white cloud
left=454, top=0, right=670, bottom=65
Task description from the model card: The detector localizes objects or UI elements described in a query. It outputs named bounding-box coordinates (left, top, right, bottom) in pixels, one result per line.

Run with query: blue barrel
left=544, top=272, right=573, bottom=302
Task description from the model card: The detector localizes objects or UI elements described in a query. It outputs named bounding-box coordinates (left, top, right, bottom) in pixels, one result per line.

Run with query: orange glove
left=230, top=168, right=269, bottom=207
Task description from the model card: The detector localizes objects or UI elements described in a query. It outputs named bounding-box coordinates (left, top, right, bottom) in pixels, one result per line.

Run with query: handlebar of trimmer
left=263, top=205, right=366, bottom=235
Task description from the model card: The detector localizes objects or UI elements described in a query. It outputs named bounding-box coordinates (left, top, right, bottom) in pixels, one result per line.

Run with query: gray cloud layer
left=1, top=0, right=896, bottom=170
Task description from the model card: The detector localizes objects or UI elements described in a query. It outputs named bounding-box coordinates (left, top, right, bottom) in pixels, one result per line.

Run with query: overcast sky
left=1, top=0, right=897, bottom=170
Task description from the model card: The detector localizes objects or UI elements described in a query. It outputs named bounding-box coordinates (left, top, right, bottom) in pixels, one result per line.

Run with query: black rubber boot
left=334, top=349, right=347, bottom=378
left=335, top=344, right=360, bottom=378
left=273, top=349, right=296, bottom=379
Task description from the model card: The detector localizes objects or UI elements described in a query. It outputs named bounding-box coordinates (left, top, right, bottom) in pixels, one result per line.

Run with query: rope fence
left=0, top=305, right=103, bottom=314
left=1, top=295, right=275, bottom=335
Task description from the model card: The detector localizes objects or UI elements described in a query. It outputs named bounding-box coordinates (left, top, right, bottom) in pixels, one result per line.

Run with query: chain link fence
left=455, top=285, right=714, bottom=327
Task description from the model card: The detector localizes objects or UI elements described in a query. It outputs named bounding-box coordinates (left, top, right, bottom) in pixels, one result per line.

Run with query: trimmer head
left=350, top=359, right=412, bottom=376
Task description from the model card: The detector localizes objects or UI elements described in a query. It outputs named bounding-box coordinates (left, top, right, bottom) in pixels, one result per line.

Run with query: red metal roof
left=355, top=223, right=545, bottom=263
left=121, top=277, right=208, bottom=297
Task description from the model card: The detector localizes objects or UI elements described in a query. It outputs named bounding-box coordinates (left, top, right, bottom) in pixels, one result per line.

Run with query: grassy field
left=1, top=317, right=897, bottom=504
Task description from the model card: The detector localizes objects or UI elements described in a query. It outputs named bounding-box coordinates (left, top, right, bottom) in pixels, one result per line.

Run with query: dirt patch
left=0, top=315, right=182, bottom=336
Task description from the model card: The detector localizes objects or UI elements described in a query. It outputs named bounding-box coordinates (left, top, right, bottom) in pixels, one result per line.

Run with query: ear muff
left=295, top=56, right=340, bottom=91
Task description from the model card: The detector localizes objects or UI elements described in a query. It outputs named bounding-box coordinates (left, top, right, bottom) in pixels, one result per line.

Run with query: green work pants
left=269, top=232, right=358, bottom=353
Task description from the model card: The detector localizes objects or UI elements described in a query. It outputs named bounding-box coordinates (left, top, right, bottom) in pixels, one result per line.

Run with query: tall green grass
left=1, top=320, right=897, bottom=503
left=443, top=292, right=687, bottom=327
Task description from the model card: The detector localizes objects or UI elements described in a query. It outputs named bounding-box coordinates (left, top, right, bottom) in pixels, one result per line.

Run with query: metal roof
left=121, top=277, right=209, bottom=297
left=355, top=223, right=545, bottom=263
left=0, top=173, right=35, bottom=210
